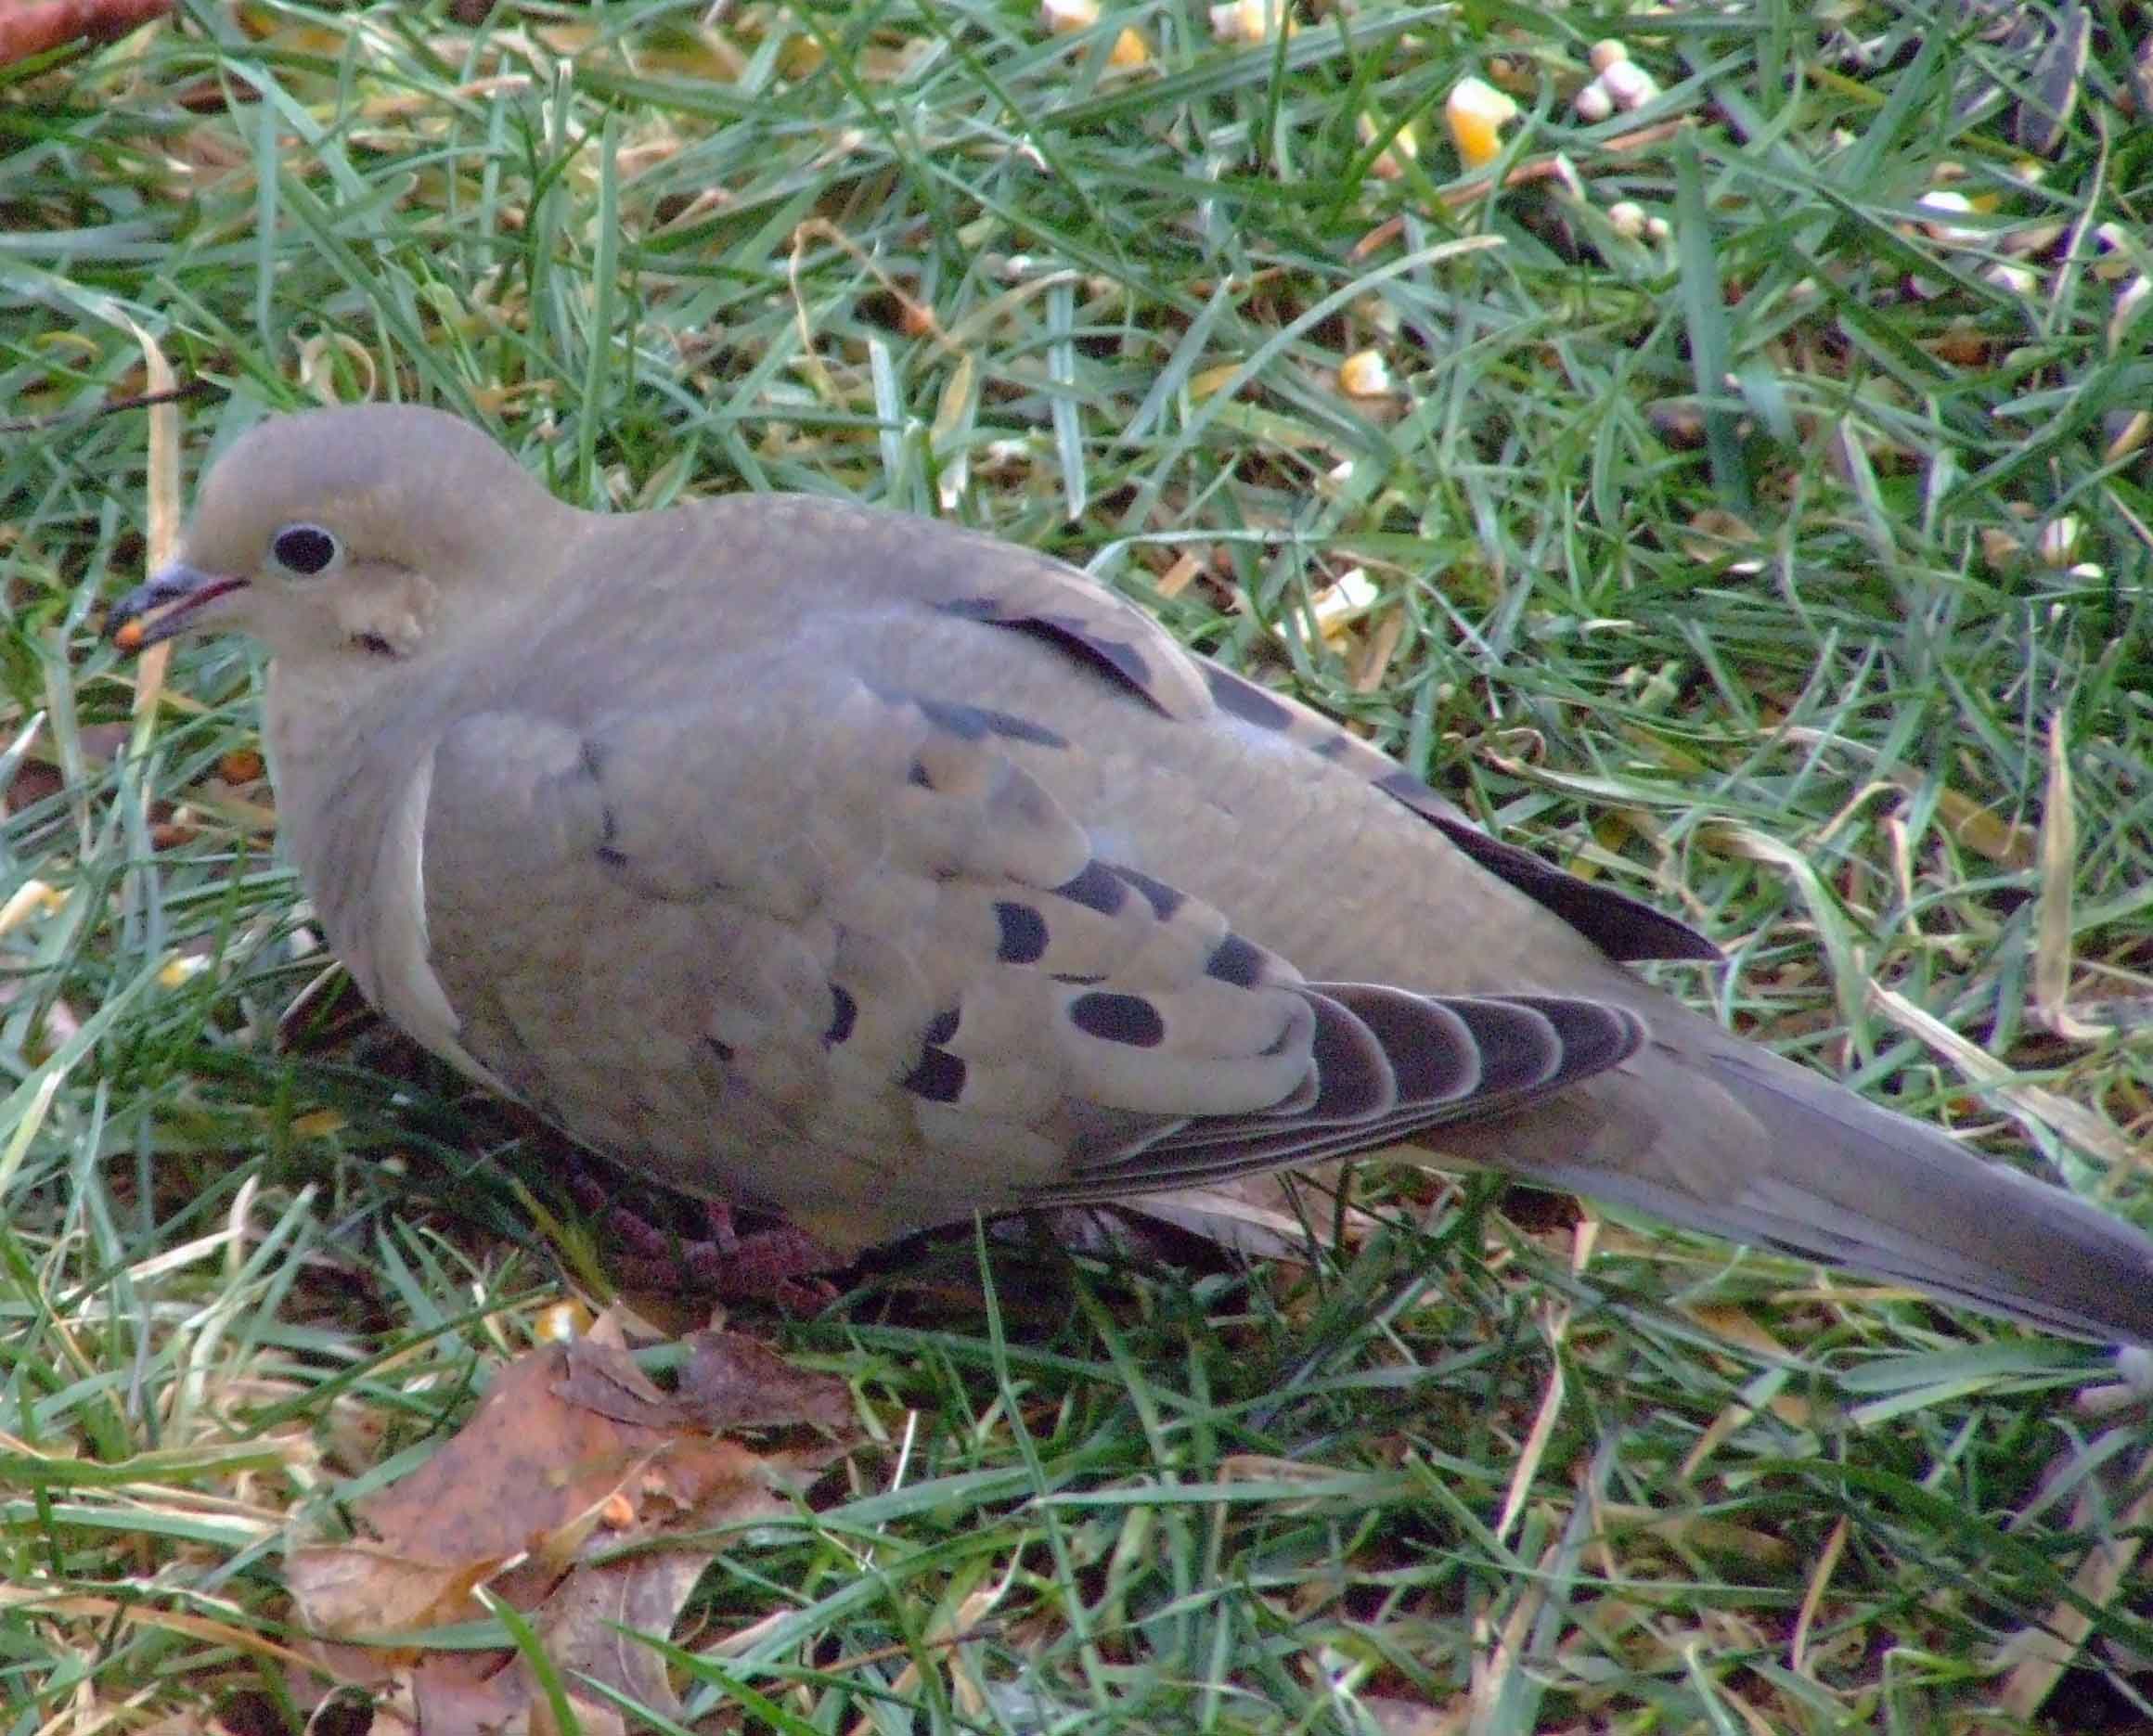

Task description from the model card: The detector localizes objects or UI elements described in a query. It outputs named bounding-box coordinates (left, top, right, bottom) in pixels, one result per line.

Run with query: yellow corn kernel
left=1337, top=349, right=1393, bottom=397
left=1447, top=77, right=1518, bottom=170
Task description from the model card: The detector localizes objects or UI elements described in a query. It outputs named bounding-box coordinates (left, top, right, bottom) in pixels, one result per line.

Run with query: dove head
left=109, top=404, right=572, bottom=664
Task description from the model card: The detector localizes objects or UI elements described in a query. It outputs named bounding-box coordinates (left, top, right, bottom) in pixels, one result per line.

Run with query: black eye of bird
left=271, top=523, right=340, bottom=576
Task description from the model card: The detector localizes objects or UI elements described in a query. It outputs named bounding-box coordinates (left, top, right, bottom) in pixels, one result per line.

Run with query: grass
left=5, top=0, right=2153, bottom=1730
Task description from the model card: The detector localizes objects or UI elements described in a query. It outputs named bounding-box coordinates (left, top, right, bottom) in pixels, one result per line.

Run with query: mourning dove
left=109, top=404, right=2153, bottom=1342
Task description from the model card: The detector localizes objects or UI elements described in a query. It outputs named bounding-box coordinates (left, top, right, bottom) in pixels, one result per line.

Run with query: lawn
left=5, top=2, right=2153, bottom=1731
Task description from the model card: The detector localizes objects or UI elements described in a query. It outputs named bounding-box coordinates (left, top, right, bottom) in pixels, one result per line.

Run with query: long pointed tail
left=1427, top=1017, right=2153, bottom=1345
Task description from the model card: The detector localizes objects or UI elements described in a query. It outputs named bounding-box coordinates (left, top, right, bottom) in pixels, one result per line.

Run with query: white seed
left=2111, top=273, right=2151, bottom=351
left=1599, top=58, right=1657, bottom=110
left=1210, top=0, right=1287, bottom=43
left=1310, top=568, right=1381, bottom=638
left=2092, top=221, right=2136, bottom=277
left=2038, top=516, right=2082, bottom=568
left=1914, top=189, right=1984, bottom=246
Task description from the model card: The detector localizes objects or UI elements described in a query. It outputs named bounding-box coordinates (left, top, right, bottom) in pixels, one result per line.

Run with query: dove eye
left=268, top=523, right=342, bottom=579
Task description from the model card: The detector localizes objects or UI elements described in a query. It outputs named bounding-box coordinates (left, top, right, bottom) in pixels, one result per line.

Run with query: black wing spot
left=1390, top=774, right=1724, bottom=965
left=1069, top=991, right=1166, bottom=1048
left=707, top=1035, right=735, bottom=1065
left=922, top=1007, right=960, bottom=1048
left=913, top=696, right=1068, bottom=749
left=1107, top=864, right=1184, bottom=921
left=995, top=901, right=1049, bottom=964
left=579, top=742, right=628, bottom=865
left=1052, top=860, right=1128, bottom=917
left=907, top=758, right=934, bottom=789
left=1034, top=614, right=1153, bottom=693
left=1205, top=932, right=1269, bottom=987
left=823, top=984, right=857, bottom=1048
left=945, top=600, right=1168, bottom=714
left=1207, top=667, right=1296, bottom=731
left=900, top=1046, right=967, bottom=1102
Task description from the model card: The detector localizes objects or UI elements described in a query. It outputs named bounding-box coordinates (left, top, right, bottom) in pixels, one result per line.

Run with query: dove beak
left=108, top=562, right=250, bottom=652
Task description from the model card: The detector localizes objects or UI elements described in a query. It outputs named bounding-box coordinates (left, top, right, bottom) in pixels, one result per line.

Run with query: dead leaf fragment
left=290, top=1330, right=856, bottom=1736
left=0, top=0, right=170, bottom=67
left=290, top=1545, right=511, bottom=1641
left=675, top=1329, right=857, bottom=1433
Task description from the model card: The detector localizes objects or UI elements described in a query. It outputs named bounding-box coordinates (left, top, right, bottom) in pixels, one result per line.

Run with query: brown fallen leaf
left=0, top=0, right=170, bottom=69
left=527, top=1540, right=709, bottom=1727
left=289, top=1544, right=512, bottom=1644
left=3, top=724, right=127, bottom=817
left=343, top=1344, right=661, bottom=1573
left=290, top=1323, right=856, bottom=1736
left=548, top=1326, right=676, bottom=1429
left=673, top=1328, right=857, bottom=1433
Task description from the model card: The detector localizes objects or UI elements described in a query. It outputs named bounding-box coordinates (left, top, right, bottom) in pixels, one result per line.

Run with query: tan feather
left=104, top=403, right=2153, bottom=1342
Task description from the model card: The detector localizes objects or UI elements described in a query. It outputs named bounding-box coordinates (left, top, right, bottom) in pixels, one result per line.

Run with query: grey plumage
left=108, top=403, right=2153, bottom=1343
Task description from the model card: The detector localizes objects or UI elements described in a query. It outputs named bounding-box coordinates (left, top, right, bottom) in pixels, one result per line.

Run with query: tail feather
left=1424, top=1022, right=2153, bottom=1346
left=1700, top=1047, right=2153, bottom=1342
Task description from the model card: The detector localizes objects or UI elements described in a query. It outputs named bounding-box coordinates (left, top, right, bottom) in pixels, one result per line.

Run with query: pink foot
left=565, top=1167, right=842, bottom=1308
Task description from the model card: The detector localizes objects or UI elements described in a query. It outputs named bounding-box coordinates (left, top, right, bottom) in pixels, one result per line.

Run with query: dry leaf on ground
left=289, top=1324, right=855, bottom=1736
left=0, top=0, right=171, bottom=68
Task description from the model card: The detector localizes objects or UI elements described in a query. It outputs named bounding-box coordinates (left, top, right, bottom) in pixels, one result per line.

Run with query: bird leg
left=565, top=1163, right=840, bottom=1308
